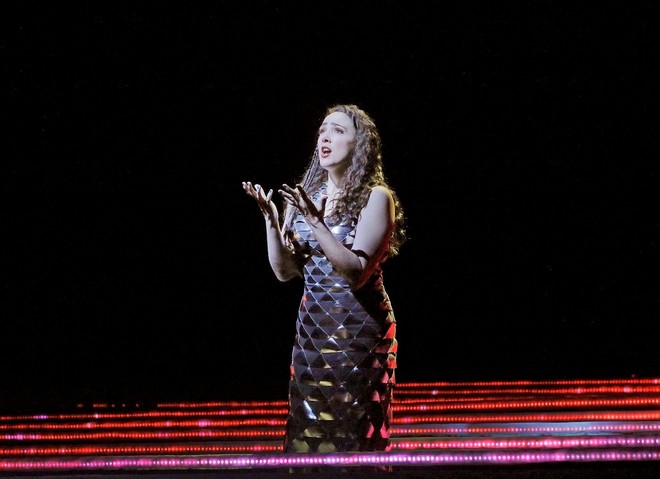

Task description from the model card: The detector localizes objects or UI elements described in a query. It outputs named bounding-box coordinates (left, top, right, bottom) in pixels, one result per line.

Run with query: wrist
left=306, top=215, right=324, bottom=229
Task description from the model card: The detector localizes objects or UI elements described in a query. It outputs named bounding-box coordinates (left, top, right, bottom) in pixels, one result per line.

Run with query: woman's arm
left=242, top=181, right=302, bottom=282
left=279, top=184, right=394, bottom=289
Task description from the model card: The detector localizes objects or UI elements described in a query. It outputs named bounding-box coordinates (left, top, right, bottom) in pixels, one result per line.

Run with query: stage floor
left=1, top=377, right=660, bottom=477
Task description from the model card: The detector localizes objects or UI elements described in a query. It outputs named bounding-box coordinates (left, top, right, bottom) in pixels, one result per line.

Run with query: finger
left=258, top=185, right=270, bottom=200
left=279, top=191, right=298, bottom=207
left=292, top=185, right=304, bottom=198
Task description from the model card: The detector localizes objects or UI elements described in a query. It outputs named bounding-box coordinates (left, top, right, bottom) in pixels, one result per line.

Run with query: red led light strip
left=155, top=400, right=288, bottom=409
left=3, top=413, right=660, bottom=442
left=394, top=422, right=660, bottom=435
left=0, top=442, right=282, bottom=457
left=396, top=410, right=660, bottom=424
left=1, top=449, right=659, bottom=471
left=397, top=386, right=660, bottom=396
left=397, top=378, right=660, bottom=388
left=394, top=397, right=660, bottom=411
left=0, top=418, right=284, bottom=431
left=0, top=428, right=284, bottom=441
left=3, top=395, right=658, bottom=426
left=0, top=407, right=288, bottom=423
left=3, top=435, right=660, bottom=457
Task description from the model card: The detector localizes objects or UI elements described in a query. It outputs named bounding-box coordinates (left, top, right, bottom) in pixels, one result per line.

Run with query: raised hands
left=243, top=181, right=328, bottom=228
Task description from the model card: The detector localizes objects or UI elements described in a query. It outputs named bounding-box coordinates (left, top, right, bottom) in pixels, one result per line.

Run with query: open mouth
left=320, top=146, right=332, bottom=157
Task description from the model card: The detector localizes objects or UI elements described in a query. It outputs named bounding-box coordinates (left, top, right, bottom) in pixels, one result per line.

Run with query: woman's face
left=317, top=111, right=357, bottom=172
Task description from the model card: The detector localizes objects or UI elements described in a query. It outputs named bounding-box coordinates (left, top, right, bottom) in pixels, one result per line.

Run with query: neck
left=326, top=175, right=341, bottom=196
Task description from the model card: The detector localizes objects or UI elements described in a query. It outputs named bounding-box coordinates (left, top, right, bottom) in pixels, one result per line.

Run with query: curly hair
left=283, top=104, right=407, bottom=257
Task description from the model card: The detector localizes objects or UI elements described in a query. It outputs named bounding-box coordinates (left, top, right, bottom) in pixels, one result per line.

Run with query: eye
left=334, top=127, right=344, bottom=134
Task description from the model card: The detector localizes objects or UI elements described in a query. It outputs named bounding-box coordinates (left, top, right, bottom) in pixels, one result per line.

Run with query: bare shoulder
left=363, top=185, right=394, bottom=219
left=368, top=185, right=394, bottom=204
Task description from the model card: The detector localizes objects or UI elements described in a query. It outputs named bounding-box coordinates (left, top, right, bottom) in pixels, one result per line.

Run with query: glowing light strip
left=0, top=428, right=284, bottom=442
left=396, top=410, right=660, bottom=424
left=4, top=417, right=660, bottom=443
left=397, top=386, right=660, bottom=396
left=392, top=394, right=660, bottom=405
left=394, top=397, right=660, bottom=411
left=393, top=435, right=660, bottom=450
left=4, top=414, right=660, bottom=442
left=155, top=400, right=288, bottom=409
left=2, top=435, right=659, bottom=458
left=7, top=397, right=660, bottom=432
left=397, top=378, right=660, bottom=388
left=3, top=378, right=658, bottom=423
left=4, top=396, right=659, bottom=426
left=0, top=418, right=285, bottom=431
left=0, top=442, right=282, bottom=457
left=151, top=380, right=660, bottom=409
left=393, top=421, right=660, bottom=436
left=0, top=449, right=659, bottom=471
left=0, top=407, right=288, bottom=423
left=2, top=378, right=655, bottom=421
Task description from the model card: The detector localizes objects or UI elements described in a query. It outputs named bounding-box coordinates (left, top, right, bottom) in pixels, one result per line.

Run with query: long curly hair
left=283, top=104, right=407, bottom=257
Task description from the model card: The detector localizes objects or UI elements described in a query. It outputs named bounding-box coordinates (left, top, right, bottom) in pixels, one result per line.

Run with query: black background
left=2, top=1, right=658, bottom=413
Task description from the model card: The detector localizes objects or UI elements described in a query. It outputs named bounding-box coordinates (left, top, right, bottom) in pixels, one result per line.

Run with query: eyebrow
left=319, top=122, right=347, bottom=129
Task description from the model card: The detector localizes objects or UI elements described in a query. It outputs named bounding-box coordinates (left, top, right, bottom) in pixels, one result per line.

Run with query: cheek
left=338, top=138, right=354, bottom=151
left=343, top=139, right=356, bottom=156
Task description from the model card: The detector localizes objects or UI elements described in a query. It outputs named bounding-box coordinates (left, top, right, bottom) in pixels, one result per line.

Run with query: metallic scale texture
left=283, top=186, right=398, bottom=454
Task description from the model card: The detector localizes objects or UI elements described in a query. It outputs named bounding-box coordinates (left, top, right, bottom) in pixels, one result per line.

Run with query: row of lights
left=1, top=449, right=659, bottom=471
left=3, top=396, right=659, bottom=424
left=2, top=434, right=660, bottom=458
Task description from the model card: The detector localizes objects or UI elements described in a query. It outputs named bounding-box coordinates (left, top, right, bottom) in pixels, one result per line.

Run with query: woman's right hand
left=242, top=181, right=278, bottom=222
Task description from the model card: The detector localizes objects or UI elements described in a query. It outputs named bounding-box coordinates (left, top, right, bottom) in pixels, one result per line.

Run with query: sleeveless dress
left=283, top=187, right=398, bottom=454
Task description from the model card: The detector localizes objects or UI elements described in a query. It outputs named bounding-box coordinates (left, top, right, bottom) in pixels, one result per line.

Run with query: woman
left=242, top=104, right=406, bottom=454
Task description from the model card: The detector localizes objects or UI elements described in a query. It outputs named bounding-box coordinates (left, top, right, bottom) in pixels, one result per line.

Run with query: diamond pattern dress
left=283, top=188, right=398, bottom=454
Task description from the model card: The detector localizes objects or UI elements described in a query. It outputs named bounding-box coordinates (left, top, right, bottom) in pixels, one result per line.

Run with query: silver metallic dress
left=283, top=188, right=398, bottom=454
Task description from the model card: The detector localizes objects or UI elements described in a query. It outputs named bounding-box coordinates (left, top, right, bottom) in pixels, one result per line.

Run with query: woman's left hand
left=279, top=184, right=326, bottom=224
